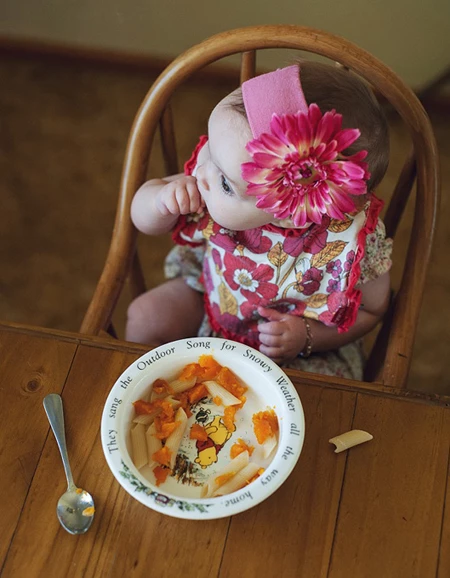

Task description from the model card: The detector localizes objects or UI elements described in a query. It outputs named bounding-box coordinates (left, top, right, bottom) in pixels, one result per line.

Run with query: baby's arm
left=258, top=272, right=390, bottom=363
left=131, top=174, right=203, bottom=235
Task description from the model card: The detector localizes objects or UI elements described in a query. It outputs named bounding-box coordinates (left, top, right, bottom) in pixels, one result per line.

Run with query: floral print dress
left=165, top=140, right=393, bottom=380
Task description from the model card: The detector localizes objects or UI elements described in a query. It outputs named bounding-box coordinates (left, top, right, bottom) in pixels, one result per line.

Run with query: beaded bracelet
left=299, top=317, right=313, bottom=358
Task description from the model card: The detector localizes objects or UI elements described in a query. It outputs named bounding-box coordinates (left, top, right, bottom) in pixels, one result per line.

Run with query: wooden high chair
left=80, top=25, right=440, bottom=389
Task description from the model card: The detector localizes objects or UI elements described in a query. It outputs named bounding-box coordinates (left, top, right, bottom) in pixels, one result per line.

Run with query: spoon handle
left=43, top=394, right=76, bottom=491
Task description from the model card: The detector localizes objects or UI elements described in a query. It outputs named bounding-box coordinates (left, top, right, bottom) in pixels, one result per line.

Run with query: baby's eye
left=220, top=175, right=234, bottom=196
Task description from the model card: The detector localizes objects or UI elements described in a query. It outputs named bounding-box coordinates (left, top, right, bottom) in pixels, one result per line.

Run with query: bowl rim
left=101, top=337, right=305, bottom=520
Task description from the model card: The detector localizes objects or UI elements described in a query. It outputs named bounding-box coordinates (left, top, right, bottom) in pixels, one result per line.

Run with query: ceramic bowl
left=101, top=337, right=305, bottom=520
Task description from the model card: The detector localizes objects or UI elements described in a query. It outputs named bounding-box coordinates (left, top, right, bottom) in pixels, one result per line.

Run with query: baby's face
left=194, top=93, right=273, bottom=231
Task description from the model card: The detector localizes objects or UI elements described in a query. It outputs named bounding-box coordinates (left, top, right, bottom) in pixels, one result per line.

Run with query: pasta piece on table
left=329, top=429, right=373, bottom=453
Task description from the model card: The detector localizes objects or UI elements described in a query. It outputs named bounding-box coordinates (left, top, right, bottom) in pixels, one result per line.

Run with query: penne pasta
left=329, top=429, right=373, bottom=453
left=201, top=451, right=250, bottom=498
left=146, top=422, right=162, bottom=468
left=164, top=407, right=188, bottom=469
left=212, top=462, right=261, bottom=496
left=130, top=423, right=147, bottom=470
left=203, top=380, right=241, bottom=406
left=133, top=412, right=158, bottom=426
left=151, top=377, right=197, bottom=400
left=169, top=377, right=197, bottom=393
left=261, top=435, right=277, bottom=459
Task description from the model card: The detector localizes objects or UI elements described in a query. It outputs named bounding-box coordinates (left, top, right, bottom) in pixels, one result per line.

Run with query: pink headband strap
left=242, top=65, right=309, bottom=138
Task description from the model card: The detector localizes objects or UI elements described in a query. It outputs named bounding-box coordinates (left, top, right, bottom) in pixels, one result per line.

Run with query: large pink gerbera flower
left=241, top=104, right=370, bottom=227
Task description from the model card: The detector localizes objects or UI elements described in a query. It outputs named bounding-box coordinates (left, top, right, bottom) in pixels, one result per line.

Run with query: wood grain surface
left=0, top=330, right=77, bottom=567
left=0, top=322, right=449, bottom=578
left=329, top=395, right=450, bottom=578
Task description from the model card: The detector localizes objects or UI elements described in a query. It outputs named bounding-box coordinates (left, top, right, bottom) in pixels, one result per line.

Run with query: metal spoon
left=43, top=393, right=95, bottom=534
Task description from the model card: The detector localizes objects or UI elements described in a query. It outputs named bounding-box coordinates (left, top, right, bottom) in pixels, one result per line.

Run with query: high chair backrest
left=80, top=25, right=440, bottom=389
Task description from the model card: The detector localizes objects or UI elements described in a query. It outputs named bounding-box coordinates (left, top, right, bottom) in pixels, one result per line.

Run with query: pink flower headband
left=241, top=65, right=370, bottom=228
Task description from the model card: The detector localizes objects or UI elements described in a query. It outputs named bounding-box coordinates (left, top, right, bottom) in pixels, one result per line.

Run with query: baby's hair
left=230, top=60, right=390, bottom=192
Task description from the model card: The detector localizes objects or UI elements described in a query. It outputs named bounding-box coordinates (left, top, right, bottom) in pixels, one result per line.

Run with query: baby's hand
left=257, top=306, right=307, bottom=364
left=156, top=176, right=204, bottom=217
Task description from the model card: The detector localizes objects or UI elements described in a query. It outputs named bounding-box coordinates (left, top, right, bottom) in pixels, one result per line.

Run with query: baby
left=126, top=61, right=392, bottom=380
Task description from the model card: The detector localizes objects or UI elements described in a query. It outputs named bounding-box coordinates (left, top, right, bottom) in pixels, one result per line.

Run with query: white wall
left=0, top=0, right=448, bottom=87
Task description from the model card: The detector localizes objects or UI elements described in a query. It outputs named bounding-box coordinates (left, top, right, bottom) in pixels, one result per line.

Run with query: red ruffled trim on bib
left=184, top=135, right=208, bottom=176
left=337, top=194, right=384, bottom=333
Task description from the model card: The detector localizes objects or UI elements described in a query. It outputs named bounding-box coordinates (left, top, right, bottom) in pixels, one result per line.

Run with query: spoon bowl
left=57, top=488, right=95, bottom=535
left=43, top=393, right=95, bottom=535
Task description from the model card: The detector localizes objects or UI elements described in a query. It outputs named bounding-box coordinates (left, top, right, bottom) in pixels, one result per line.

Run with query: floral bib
left=172, top=138, right=383, bottom=349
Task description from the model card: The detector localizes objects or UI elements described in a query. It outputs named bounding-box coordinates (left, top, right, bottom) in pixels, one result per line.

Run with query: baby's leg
left=125, top=278, right=204, bottom=345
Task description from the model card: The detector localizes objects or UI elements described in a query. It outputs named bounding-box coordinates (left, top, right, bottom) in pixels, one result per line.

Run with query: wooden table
left=0, top=321, right=449, bottom=578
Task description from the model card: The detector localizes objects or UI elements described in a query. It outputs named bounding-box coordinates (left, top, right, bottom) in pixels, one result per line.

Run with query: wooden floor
left=0, top=53, right=449, bottom=394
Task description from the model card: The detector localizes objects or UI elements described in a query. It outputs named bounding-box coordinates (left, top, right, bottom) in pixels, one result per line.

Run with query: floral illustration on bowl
left=119, top=461, right=212, bottom=514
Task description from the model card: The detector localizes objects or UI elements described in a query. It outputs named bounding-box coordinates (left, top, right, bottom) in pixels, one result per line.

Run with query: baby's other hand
left=257, top=306, right=307, bottom=364
left=156, top=176, right=204, bottom=217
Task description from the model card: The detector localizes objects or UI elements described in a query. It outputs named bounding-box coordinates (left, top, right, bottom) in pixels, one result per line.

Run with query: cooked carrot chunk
left=187, top=383, right=208, bottom=404
left=152, top=378, right=173, bottom=396
left=155, top=421, right=180, bottom=440
left=215, top=367, right=247, bottom=400
left=178, top=363, right=201, bottom=381
left=214, top=472, right=235, bottom=486
left=189, top=423, right=208, bottom=441
left=152, top=446, right=172, bottom=468
left=198, top=355, right=222, bottom=380
left=153, top=465, right=170, bottom=486
left=223, top=405, right=238, bottom=432
left=230, top=438, right=254, bottom=459
left=132, top=399, right=155, bottom=415
left=159, top=400, right=175, bottom=421
left=174, top=391, right=193, bottom=418
left=252, top=410, right=279, bottom=444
